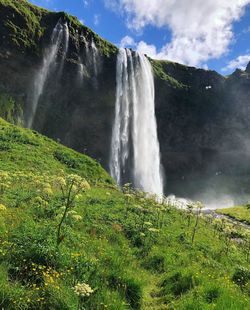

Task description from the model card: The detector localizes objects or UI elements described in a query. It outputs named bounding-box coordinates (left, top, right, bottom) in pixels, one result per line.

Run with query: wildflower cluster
left=0, top=203, right=7, bottom=211
left=42, top=267, right=61, bottom=289
left=0, top=170, right=11, bottom=193
left=54, top=174, right=90, bottom=195
left=73, top=282, right=94, bottom=297
left=28, top=263, right=62, bottom=290
left=54, top=173, right=91, bottom=246
left=0, top=240, right=13, bottom=257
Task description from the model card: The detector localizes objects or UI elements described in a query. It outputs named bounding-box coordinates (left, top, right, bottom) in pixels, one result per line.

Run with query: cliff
left=1, top=0, right=250, bottom=202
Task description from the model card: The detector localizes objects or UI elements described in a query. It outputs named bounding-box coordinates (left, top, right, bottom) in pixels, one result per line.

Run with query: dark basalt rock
left=245, top=61, right=250, bottom=73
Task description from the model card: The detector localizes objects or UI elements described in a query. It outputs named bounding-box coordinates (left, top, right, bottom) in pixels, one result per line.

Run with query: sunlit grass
left=0, top=118, right=250, bottom=309
left=217, top=206, right=250, bottom=224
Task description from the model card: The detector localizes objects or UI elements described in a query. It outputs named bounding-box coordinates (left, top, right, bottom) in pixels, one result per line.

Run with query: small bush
left=108, top=274, right=142, bottom=309
left=0, top=142, right=11, bottom=151
left=161, top=272, right=197, bottom=297
left=204, top=287, right=220, bottom=303
left=232, top=266, right=250, bottom=289
left=124, top=278, right=142, bottom=310
left=143, top=255, right=165, bottom=273
left=54, top=150, right=80, bottom=169
left=124, top=227, right=144, bottom=248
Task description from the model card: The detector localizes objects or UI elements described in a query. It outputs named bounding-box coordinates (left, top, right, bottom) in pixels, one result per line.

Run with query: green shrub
left=143, top=254, right=165, bottom=273
left=54, top=150, right=80, bottom=169
left=0, top=92, right=23, bottom=125
left=123, top=278, right=142, bottom=310
left=0, top=127, right=37, bottom=145
left=204, top=287, right=220, bottom=303
left=0, top=142, right=11, bottom=151
left=108, top=274, right=142, bottom=309
left=161, top=272, right=197, bottom=297
left=232, top=266, right=250, bottom=289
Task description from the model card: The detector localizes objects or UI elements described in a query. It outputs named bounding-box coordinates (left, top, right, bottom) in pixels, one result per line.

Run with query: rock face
left=1, top=0, right=250, bottom=203
left=0, top=0, right=117, bottom=170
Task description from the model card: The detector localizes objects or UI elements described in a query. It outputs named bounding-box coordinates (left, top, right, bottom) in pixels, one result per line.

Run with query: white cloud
left=222, top=54, right=250, bottom=71
left=94, top=14, right=100, bottom=26
left=105, top=0, right=250, bottom=67
left=119, top=36, right=158, bottom=57
left=136, top=41, right=158, bottom=58
left=202, top=64, right=209, bottom=70
left=120, top=35, right=136, bottom=48
left=83, top=0, right=90, bottom=7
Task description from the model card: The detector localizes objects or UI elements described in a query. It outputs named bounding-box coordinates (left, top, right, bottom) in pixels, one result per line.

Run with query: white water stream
left=26, top=21, right=69, bottom=128
left=110, top=48, right=163, bottom=196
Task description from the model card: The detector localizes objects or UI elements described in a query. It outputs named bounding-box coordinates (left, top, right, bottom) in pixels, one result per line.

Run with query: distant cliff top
left=0, top=0, right=117, bottom=57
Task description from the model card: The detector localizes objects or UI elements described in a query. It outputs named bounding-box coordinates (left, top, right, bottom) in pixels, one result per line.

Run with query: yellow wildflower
left=0, top=204, right=7, bottom=211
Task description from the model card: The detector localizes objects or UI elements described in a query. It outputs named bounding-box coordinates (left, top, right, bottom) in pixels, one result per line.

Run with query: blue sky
left=29, top=0, right=250, bottom=75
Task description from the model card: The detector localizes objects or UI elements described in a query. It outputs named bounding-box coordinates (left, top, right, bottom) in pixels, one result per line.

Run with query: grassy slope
left=0, top=118, right=249, bottom=309
left=217, top=206, right=250, bottom=225
left=0, top=118, right=112, bottom=183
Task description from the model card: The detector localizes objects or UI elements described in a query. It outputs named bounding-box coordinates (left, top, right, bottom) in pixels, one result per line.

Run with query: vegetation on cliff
left=0, top=118, right=250, bottom=309
left=150, top=59, right=188, bottom=89
left=0, top=92, right=24, bottom=126
left=0, top=0, right=47, bottom=52
left=0, top=0, right=117, bottom=57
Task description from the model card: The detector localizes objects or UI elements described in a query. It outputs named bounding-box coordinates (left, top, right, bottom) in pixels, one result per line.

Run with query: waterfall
left=58, top=22, right=69, bottom=76
left=26, top=20, right=68, bottom=128
left=77, top=36, right=100, bottom=85
left=78, top=62, right=84, bottom=81
left=91, top=39, right=99, bottom=78
left=110, top=48, right=163, bottom=196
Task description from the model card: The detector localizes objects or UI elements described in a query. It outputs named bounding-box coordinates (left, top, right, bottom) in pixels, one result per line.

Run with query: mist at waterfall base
left=110, top=48, right=164, bottom=197
left=195, top=131, right=250, bottom=209
left=165, top=118, right=250, bottom=209
left=165, top=149, right=250, bottom=210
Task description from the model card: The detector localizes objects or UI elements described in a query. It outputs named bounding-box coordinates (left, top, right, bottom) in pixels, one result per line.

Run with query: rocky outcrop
left=153, top=60, right=250, bottom=200
left=1, top=0, right=250, bottom=202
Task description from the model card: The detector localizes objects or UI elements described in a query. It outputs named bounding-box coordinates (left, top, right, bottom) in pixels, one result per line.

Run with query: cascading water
left=110, top=48, right=164, bottom=196
left=78, top=36, right=100, bottom=84
left=26, top=21, right=69, bottom=128
left=91, top=39, right=99, bottom=78
left=78, top=34, right=89, bottom=82
left=58, top=22, right=69, bottom=76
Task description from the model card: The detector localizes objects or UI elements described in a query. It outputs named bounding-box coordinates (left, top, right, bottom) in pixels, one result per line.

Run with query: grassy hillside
left=0, top=118, right=250, bottom=309
left=217, top=206, right=250, bottom=225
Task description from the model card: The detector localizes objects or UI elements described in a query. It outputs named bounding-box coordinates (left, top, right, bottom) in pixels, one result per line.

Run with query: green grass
left=0, top=118, right=250, bottom=309
left=0, top=0, right=47, bottom=51
left=217, top=206, right=250, bottom=225
left=0, top=118, right=112, bottom=183
left=150, top=59, right=188, bottom=88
